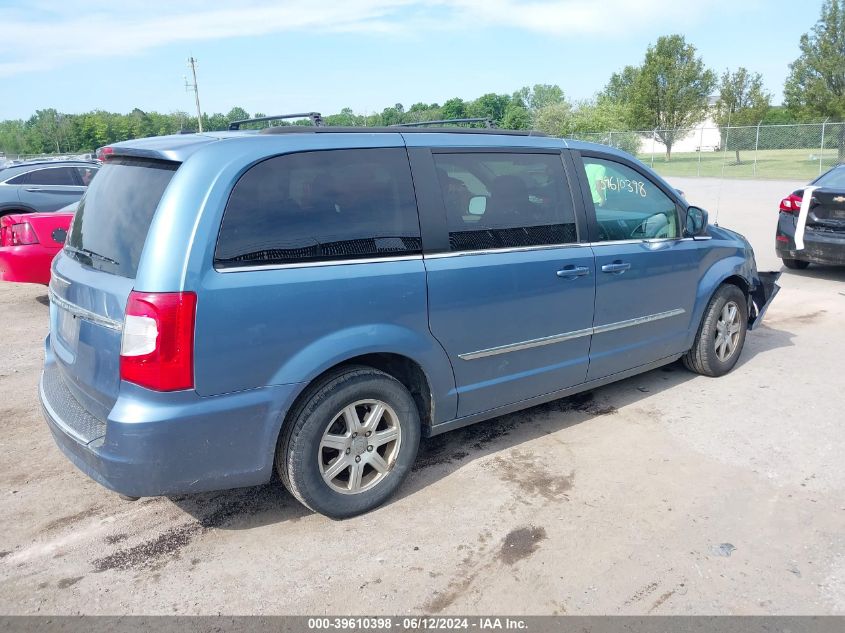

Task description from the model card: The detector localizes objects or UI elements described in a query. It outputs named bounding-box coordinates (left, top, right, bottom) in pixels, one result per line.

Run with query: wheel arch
left=686, top=256, right=754, bottom=349
left=277, top=347, right=448, bottom=447
left=0, top=203, right=38, bottom=218
left=720, top=274, right=750, bottom=298
left=314, top=353, right=435, bottom=429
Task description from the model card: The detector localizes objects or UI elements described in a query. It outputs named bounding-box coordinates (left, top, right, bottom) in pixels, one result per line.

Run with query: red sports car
left=0, top=203, right=75, bottom=285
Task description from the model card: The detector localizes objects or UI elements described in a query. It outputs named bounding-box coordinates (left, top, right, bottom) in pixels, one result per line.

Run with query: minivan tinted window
left=433, top=152, right=577, bottom=251
left=66, top=157, right=178, bottom=278
left=215, top=148, right=421, bottom=268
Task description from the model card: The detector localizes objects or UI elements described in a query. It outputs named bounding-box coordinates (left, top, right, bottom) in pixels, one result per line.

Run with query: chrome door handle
left=557, top=265, right=591, bottom=279
left=24, top=187, right=44, bottom=192
left=601, top=261, right=631, bottom=274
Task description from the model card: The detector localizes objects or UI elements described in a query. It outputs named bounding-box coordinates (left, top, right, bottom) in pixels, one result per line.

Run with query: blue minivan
left=40, top=119, right=779, bottom=518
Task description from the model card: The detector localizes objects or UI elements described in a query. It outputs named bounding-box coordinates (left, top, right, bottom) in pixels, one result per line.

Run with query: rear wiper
left=64, top=245, right=119, bottom=266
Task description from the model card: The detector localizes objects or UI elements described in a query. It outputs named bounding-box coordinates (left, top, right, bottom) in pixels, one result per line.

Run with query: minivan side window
left=581, top=156, right=680, bottom=241
left=432, top=152, right=577, bottom=252
left=215, top=148, right=421, bottom=268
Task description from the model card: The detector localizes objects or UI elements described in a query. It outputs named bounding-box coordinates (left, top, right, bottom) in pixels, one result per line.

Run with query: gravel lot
left=1, top=177, right=843, bottom=615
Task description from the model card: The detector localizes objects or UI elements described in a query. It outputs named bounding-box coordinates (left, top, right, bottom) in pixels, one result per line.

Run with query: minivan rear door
left=409, top=143, right=595, bottom=418
left=49, top=157, right=178, bottom=421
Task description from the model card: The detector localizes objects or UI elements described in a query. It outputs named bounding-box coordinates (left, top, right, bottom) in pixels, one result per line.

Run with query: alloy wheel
left=318, top=399, right=402, bottom=494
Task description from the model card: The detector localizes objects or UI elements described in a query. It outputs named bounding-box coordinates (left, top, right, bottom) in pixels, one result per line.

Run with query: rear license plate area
left=58, top=306, right=79, bottom=348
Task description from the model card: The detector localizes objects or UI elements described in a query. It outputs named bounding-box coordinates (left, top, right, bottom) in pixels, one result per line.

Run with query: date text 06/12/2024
left=307, top=617, right=528, bottom=631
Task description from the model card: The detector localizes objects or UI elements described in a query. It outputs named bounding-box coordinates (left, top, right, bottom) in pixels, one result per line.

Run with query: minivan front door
left=412, top=147, right=595, bottom=418
left=575, top=152, right=700, bottom=380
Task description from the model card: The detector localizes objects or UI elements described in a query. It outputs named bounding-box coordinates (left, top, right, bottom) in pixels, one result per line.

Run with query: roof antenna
left=712, top=110, right=732, bottom=226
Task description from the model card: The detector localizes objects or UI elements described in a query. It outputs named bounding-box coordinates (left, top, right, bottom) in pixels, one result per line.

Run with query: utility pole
left=184, top=56, right=203, bottom=133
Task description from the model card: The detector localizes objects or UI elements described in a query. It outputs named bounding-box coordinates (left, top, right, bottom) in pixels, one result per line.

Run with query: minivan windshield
left=65, top=157, right=178, bottom=278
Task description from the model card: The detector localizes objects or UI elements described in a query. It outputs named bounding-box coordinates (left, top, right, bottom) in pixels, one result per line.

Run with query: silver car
left=0, top=160, right=98, bottom=217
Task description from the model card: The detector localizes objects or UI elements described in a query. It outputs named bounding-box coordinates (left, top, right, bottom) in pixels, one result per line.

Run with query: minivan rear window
left=66, top=157, right=178, bottom=278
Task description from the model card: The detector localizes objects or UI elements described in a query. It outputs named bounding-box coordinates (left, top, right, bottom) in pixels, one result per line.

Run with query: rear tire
left=276, top=366, right=420, bottom=519
left=683, top=284, right=748, bottom=377
left=782, top=258, right=810, bottom=270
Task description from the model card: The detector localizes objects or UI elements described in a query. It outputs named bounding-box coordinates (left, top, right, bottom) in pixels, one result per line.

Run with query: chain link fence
left=571, top=122, right=845, bottom=181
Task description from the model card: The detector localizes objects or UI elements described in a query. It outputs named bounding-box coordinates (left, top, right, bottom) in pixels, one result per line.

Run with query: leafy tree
left=513, top=84, right=565, bottom=113
left=605, top=34, right=715, bottom=159
left=762, top=106, right=801, bottom=125
left=569, top=98, right=641, bottom=154
left=405, top=102, right=442, bottom=123
left=29, top=109, right=64, bottom=153
left=324, top=107, right=362, bottom=127
left=501, top=103, right=531, bottom=129
left=204, top=112, right=230, bottom=131
left=784, top=0, right=845, bottom=158
left=534, top=103, right=574, bottom=136
left=380, top=103, right=405, bottom=126
left=0, top=120, right=27, bottom=155
left=440, top=98, right=467, bottom=120
left=467, top=93, right=511, bottom=124
left=225, top=107, right=250, bottom=125
left=715, top=68, right=771, bottom=164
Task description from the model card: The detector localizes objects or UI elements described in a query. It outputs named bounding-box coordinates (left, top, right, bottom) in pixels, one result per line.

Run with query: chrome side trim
left=587, top=237, right=682, bottom=246
left=591, top=308, right=686, bottom=334
left=47, top=287, right=123, bottom=332
left=458, top=308, right=686, bottom=361
left=425, top=238, right=692, bottom=259
left=458, top=327, right=594, bottom=360
left=216, top=254, right=423, bottom=272
left=425, top=242, right=590, bottom=259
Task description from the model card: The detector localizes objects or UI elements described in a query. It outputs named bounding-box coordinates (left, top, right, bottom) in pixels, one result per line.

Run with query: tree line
left=2, top=0, right=844, bottom=162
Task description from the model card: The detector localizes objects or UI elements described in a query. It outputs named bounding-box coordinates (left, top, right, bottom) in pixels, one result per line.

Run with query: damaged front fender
left=748, top=271, right=781, bottom=330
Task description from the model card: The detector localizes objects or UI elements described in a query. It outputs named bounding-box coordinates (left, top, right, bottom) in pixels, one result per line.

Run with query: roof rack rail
left=391, top=118, right=496, bottom=129
left=229, top=112, right=323, bottom=130
left=259, top=126, right=546, bottom=137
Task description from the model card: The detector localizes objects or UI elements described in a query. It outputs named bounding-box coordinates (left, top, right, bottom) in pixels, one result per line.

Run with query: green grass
left=635, top=148, right=841, bottom=181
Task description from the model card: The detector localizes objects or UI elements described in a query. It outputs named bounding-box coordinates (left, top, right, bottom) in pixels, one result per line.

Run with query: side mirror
left=468, top=196, right=487, bottom=215
left=685, top=205, right=709, bottom=237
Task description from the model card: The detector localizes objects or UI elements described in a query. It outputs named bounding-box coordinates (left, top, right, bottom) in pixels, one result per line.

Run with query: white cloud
left=0, top=0, right=742, bottom=77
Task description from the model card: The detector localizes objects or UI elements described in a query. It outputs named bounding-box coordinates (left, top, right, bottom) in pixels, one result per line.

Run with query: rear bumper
left=776, top=226, right=845, bottom=266
left=40, top=344, right=303, bottom=497
left=0, top=245, right=59, bottom=284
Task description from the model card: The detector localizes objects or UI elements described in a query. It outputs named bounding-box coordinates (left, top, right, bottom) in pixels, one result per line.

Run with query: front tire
left=276, top=366, right=420, bottom=519
left=782, top=258, right=810, bottom=270
left=683, top=284, right=748, bottom=377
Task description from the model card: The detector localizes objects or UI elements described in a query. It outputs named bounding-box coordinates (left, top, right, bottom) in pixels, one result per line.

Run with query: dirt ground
left=1, top=177, right=843, bottom=615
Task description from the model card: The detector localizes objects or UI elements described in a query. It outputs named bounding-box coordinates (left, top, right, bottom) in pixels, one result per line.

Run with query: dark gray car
left=0, top=160, right=98, bottom=217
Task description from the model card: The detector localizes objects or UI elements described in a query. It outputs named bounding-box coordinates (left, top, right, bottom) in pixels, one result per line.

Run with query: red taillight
left=120, top=291, right=197, bottom=391
left=779, top=193, right=803, bottom=214
left=0, top=222, right=39, bottom=246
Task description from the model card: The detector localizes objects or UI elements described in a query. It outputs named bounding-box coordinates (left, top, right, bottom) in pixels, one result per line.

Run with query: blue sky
left=0, top=0, right=826, bottom=121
